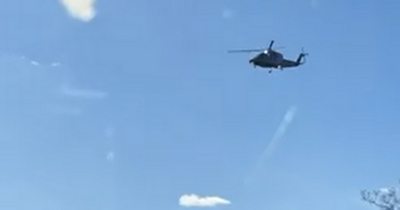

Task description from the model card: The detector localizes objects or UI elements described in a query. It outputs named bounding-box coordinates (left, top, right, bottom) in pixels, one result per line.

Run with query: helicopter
left=228, top=40, right=308, bottom=73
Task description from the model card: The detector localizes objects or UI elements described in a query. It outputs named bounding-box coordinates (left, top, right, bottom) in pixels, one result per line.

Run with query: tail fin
left=296, top=52, right=308, bottom=65
left=296, top=53, right=304, bottom=64
left=296, top=48, right=308, bottom=65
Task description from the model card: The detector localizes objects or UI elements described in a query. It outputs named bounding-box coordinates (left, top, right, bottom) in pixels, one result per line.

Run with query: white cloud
left=30, top=60, right=61, bottom=67
left=179, top=194, right=231, bottom=207
left=16, top=55, right=60, bottom=68
left=60, top=84, right=108, bottom=99
left=30, top=60, right=40, bottom=66
left=60, top=0, right=97, bottom=22
left=378, top=188, right=390, bottom=193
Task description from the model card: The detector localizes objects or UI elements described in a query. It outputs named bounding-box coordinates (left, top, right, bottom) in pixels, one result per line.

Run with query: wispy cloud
left=60, top=0, right=97, bottom=22
left=30, top=60, right=40, bottom=66
left=105, top=127, right=115, bottom=138
left=106, top=151, right=115, bottom=161
left=245, top=106, right=298, bottom=186
left=60, top=85, right=108, bottom=99
left=105, top=127, right=115, bottom=162
left=19, top=55, right=61, bottom=68
left=179, top=194, right=231, bottom=207
left=222, top=8, right=235, bottom=19
left=51, top=62, right=61, bottom=67
left=310, top=0, right=319, bottom=8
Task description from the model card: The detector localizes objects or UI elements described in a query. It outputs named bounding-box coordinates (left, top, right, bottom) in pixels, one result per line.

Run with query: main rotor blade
left=227, top=49, right=263, bottom=53
left=268, top=40, right=274, bottom=49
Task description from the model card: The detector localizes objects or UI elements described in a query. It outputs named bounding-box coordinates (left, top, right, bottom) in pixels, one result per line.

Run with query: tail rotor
left=301, top=47, right=309, bottom=56
left=296, top=47, right=309, bottom=65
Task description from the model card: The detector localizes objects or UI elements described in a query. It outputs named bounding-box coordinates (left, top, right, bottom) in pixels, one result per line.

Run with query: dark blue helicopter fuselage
left=249, top=51, right=284, bottom=68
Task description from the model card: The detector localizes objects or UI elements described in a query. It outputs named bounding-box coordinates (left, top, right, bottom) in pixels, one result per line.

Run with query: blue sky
left=0, top=0, right=399, bottom=209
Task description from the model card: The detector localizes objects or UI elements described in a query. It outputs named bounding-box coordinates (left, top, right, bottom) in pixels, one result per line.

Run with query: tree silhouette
left=361, top=182, right=400, bottom=210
